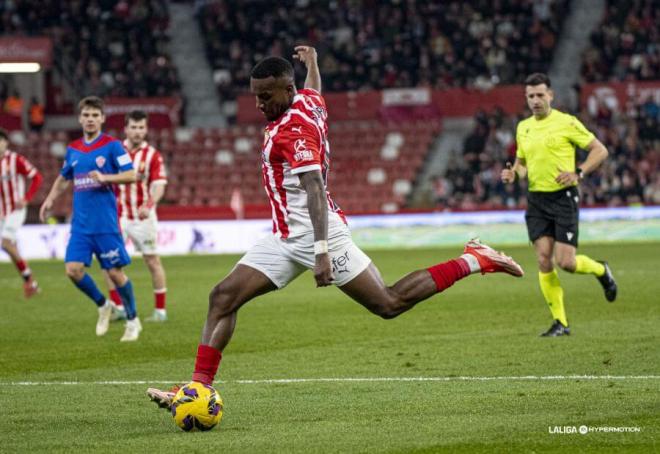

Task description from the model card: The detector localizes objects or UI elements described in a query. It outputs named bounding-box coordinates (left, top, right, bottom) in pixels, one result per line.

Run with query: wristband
left=575, top=167, right=584, bottom=180
left=314, top=240, right=328, bottom=255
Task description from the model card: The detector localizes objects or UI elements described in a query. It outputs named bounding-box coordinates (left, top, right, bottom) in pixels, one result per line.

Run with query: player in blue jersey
left=39, top=96, right=142, bottom=341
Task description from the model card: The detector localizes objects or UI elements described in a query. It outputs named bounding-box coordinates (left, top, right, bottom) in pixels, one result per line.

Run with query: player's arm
left=89, top=169, right=136, bottom=184
left=39, top=175, right=70, bottom=222
left=293, top=46, right=321, bottom=94
left=501, top=157, right=527, bottom=183
left=15, top=157, right=43, bottom=209
left=299, top=170, right=333, bottom=287
left=138, top=182, right=166, bottom=220
left=556, top=138, right=608, bottom=186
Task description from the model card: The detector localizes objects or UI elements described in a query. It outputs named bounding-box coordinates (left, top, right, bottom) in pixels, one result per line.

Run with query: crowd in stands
left=581, top=0, right=659, bottom=82
left=433, top=97, right=660, bottom=210
left=0, top=0, right=181, bottom=98
left=198, top=0, right=568, bottom=104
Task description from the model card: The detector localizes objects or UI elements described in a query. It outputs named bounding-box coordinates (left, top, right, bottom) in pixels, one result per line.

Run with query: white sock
left=460, top=253, right=481, bottom=274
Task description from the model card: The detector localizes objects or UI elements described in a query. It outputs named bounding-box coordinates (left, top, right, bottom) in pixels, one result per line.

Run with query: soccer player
left=0, top=128, right=42, bottom=297
left=105, top=110, right=169, bottom=322
left=501, top=73, right=617, bottom=337
left=147, top=47, right=524, bottom=406
left=39, top=96, right=142, bottom=341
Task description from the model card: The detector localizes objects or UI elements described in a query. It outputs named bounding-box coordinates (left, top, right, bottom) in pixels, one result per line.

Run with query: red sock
left=192, top=344, right=222, bottom=385
left=154, top=289, right=166, bottom=309
left=427, top=258, right=471, bottom=293
left=109, top=289, right=123, bottom=307
left=16, top=259, right=28, bottom=274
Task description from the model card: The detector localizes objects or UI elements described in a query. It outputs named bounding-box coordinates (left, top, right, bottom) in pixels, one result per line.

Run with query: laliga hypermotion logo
left=293, top=139, right=314, bottom=162
left=95, top=156, right=106, bottom=168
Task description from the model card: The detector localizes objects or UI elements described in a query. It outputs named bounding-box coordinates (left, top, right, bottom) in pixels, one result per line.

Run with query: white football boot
left=96, top=300, right=113, bottom=336
left=120, top=317, right=142, bottom=342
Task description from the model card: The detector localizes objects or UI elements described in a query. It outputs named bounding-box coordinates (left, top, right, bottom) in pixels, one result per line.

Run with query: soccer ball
left=171, top=382, right=223, bottom=431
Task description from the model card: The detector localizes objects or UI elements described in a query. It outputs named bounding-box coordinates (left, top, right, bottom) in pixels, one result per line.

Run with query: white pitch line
left=2, top=375, right=659, bottom=386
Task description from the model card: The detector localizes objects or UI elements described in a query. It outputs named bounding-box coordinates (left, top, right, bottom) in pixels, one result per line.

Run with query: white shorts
left=0, top=208, right=26, bottom=242
left=120, top=212, right=158, bottom=255
left=238, top=225, right=372, bottom=288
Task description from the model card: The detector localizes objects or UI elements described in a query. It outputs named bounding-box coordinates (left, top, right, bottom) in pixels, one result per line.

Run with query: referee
left=501, top=73, right=617, bottom=337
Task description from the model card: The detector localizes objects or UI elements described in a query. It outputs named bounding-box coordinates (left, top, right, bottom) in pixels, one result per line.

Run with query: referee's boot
left=596, top=261, right=617, bottom=302
left=541, top=320, right=570, bottom=337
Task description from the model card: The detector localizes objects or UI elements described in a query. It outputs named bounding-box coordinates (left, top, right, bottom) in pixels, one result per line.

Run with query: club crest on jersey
left=293, top=139, right=314, bottom=162
left=95, top=156, right=106, bottom=168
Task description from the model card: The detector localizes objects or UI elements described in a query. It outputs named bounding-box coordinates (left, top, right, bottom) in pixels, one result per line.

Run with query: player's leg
left=1, top=237, right=39, bottom=297
left=1, top=209, right=39, bottom=297
left=64, top=253, right=113, bottom=337
left=554, top=221, right=617, bottom=302
left=128, top=216, right=168, bottom=320
left=95, top=233, right=139, bottom=341
left=526, top=192, right=570, bottom=336
left=148, top=236, right=298, bottom=407
left=102, top=268, right=126, bottom=321
left=143, top=254, right=168, bottom=321
left=147, top=264, right=278, bottom=408
left=338, top=238, right=523, bottom=319
left=533, top=236, right=569, bottom=335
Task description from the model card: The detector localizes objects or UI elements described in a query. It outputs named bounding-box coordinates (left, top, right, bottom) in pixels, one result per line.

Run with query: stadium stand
left=10, top=118, right=439, bottom=220
left=198, top=0, right=569, bottom=103
left=0, top=0, right=181, bottom=98
left=581, top=0, right=659, bottom=83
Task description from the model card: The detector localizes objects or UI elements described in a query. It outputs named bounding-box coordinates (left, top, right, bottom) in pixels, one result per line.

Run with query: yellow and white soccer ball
left=171, top=382, right=223, bottom=431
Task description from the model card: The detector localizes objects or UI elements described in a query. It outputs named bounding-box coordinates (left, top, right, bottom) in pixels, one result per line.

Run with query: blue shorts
left=65, top=233, right=131, bottom=269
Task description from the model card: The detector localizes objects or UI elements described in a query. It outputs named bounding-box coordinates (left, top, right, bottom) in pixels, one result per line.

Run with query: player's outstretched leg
left=340, top=238, right=523, bottom=319
left=146, top=264, right=276, bottom=410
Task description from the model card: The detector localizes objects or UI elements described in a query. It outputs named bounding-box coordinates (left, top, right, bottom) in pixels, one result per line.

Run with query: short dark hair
left=78, top=96, right=105, bottom=113
left=250, top=57, right=294, bottom=80
left=0, top=128, right=8, bottom=141
left=125, top=109, right=148, bottom=125
left=525, top=73, right=551, bottom=87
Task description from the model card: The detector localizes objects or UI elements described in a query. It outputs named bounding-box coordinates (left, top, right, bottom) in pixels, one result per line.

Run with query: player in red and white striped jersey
left=0, top=128, right=42, bottom=297
left=147, top=47, right=524, bottom=405
left=105, top=110, right=169, bottom=322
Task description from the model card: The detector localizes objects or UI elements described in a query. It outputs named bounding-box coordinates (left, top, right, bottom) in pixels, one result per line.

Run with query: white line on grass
left=3, top=375, right=659, bottom=386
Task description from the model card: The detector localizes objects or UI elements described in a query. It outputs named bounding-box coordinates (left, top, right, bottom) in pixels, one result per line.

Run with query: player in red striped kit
left=147, top=47, right=524, bottom=407
left=0, top=128, right=42, bottom=297
left=105, top=110, right=169, bottom=322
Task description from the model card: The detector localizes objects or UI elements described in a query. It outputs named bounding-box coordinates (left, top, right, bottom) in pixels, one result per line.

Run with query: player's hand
left=39, top=199, right=53, bottom=223
left=293, top=46, right=318, bottom=68
left=138, top=205, right=150, bottom=220
left=313, top=253, right=334, bottom=287
left=555, top=168, right=579, bottom=186
left=14, top=199, right=26, bottom=210
left=88, top=170, right=106, bottom=183
left=501, top=162, right=516, bottom=184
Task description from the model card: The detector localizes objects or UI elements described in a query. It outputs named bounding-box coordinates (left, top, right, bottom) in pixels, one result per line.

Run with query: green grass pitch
left=1, top=243, right=658, bottom=453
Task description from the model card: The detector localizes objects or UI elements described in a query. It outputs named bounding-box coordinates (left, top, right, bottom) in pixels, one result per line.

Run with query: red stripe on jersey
left=259, top=91, right=345, bottom=238
left=262, top=156, right=289, bottom=237
left=0, top=151, right=34, bottom=216
left=118, top=142, right=166, bottom=220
